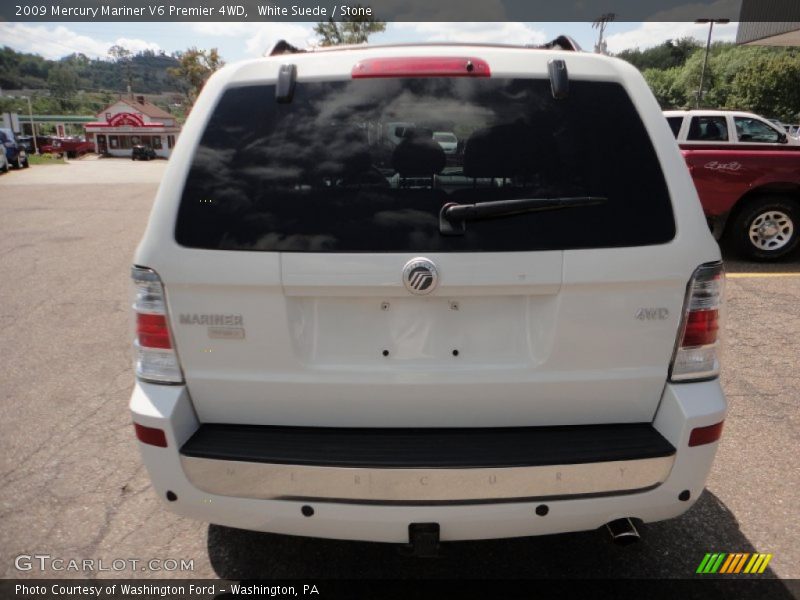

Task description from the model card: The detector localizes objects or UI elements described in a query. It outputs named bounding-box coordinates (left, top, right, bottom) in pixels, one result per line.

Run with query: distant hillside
left=0, top=46, right=181, bottom=94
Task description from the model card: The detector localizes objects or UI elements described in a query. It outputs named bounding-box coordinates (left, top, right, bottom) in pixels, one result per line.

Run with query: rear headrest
left=392, top=134, right=446, bottom=177
left=462, top=121, right=557, bottom=179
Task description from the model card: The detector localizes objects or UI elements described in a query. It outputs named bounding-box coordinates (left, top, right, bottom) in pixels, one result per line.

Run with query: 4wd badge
left=636, top=307, right=669, bottom=320
left=402, top=257, right=439, bottom=295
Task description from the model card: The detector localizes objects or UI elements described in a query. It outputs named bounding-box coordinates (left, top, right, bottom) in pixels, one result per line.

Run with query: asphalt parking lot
left=0, top=160, right=798, bottom=589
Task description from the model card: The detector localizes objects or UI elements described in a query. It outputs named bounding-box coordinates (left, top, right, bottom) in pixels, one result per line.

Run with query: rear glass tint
left=687, top=116, right=729, bottom=142
left=666, top=116, right=683, bottom=137
left=176, top=79, right=675, bottom=252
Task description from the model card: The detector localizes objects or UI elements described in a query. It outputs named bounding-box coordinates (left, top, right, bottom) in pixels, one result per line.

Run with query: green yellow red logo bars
left=696, top=553, right=773, bottom=574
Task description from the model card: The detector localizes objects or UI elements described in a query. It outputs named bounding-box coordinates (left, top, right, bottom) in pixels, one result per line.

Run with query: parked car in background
left=17, top=135, right=35, bottom=154
left=18, top=135, right=68, bottom=156
left=38, top=136, right=63, bottom=155
left=664, top=111, right=800, bottom=260
left=58, top=137, right=93, bottom=158
left=132, top=145, right=157, bottom=161
left=665, top=110, right=799, bottom=147
left=0, top=128, right=29, bottom=168
left=386, top=122, right=416, bottom=146
left=0, top=147, right=9, bottom=173
left=433, top=131, right=458, bottom=154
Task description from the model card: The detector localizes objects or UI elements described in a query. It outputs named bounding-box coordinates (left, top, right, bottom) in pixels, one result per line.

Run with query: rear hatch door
left=164, top=63, right=687, bottom=427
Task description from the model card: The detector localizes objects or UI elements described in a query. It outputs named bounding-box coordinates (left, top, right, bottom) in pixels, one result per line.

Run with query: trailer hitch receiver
left=402, top=522, right=440, bottom=557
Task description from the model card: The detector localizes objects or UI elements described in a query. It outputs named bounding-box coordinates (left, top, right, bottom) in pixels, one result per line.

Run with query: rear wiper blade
left=439, top=196, right=607, bottom=235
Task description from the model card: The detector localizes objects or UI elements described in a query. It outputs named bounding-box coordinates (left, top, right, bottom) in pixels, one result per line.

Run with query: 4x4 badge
left=402, top=257, right=439, bottom=295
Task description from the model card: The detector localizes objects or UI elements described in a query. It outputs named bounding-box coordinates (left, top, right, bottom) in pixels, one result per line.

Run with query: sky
left=0, top=20, right=739, bottom=63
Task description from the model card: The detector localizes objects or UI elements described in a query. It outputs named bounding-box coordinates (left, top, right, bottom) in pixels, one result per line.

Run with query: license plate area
left=286, top=295, right=557, bottom=368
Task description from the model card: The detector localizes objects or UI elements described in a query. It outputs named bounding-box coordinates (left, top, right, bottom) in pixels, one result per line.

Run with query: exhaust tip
left=605, top=518, right=640, bottom=546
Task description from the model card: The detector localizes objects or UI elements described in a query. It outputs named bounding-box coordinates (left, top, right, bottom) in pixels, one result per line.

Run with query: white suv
left=130, top=41, right=726, bottom=550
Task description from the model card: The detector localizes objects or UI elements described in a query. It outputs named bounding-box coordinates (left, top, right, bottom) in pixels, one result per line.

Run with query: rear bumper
left=130, top=380, right=726, bottom=542
left=179, top=423, right=675, bottom=503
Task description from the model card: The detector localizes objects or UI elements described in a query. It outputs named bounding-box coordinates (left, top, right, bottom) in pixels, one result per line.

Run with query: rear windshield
left=176, top=78, right=675, bottom=252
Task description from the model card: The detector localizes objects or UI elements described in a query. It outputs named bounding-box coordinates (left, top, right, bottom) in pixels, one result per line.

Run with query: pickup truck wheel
left=731, top=198, right=799, bottom=260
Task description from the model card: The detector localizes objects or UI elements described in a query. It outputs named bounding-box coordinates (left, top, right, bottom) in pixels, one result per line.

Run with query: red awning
left=85, top=122, right=167, bottom=128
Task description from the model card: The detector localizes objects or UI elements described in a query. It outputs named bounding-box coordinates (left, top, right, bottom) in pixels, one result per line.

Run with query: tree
left=47, top=63, right=79, bottom=110
left=666, top=43, right=795, bottom=112
left=167, top=47, right=224, bottom=106
left=107, top=44, right=131, bottom=62
left=642, top=67, right=687, bottom=108
left=675, top=50, right=715, bottom=108
left=313, top=8, right=386, bottom=46
left=108, top=44, right=133, bottom=93
left=617, top=38, right=700, bottom=71
left=65, top=52, right=91, bottom=67
left=670, top=38, right=702, bottom=67
left=729, top=52, right=800, bottom=121
left=0, top=45, right=182, bottom=95
left=619, top=40, right=800, bottom=117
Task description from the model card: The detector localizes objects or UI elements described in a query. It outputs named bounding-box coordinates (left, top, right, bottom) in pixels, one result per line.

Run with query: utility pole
left=695, top=18, right=730, bottom=108
left=592, top=13, right=616, bottom=55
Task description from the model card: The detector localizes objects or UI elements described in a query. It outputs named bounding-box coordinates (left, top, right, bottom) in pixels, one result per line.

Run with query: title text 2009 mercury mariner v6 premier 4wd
left=130, top=38, right=726, bottom=552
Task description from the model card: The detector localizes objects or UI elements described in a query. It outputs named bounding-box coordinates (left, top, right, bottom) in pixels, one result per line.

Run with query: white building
left=84, top=96, right=181, bottom=158
left=737, top=1, right=800, bottom=45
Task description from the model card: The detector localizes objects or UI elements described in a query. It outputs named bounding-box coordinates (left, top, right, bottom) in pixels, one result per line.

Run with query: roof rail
left=532, top=36, right=583, bottom=52
left=269, top=40, right=305, bottom=56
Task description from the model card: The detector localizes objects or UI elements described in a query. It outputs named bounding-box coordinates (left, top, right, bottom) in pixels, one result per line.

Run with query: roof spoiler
left=532, top=36, right=582, bottom=52
left=269, top=40, right=305, bottom=56
left=270, top=37, right=582, bottom=57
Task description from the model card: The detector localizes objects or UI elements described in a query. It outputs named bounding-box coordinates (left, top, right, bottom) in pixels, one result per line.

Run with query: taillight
left=670, top=262, right=724, bottom=382
left=132, top=266, right=183, bottom=384
left=352, top=57, right=491, bottom=79
left=136, top=313, right=172, bottom=349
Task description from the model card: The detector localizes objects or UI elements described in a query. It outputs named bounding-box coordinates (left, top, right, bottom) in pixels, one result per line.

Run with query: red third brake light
left=136, top=313, right=172, bottom=349
left=352, top=57, right=491, bottom=79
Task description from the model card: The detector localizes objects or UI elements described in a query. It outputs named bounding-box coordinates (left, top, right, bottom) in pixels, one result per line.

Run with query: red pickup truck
left=666, top=110, right=800, bottom=261
left=35, top=136, right=93, bottom=158
left=58, top=137, right=94, bottom=158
